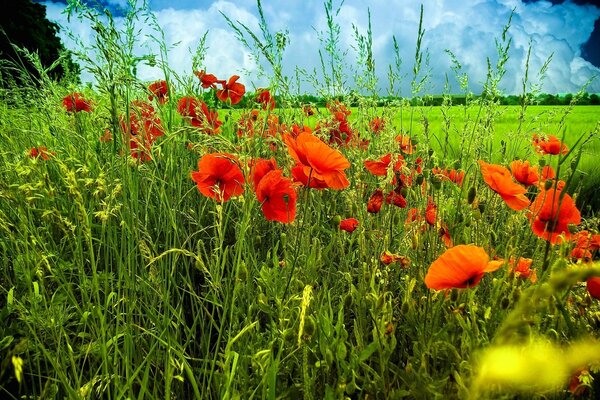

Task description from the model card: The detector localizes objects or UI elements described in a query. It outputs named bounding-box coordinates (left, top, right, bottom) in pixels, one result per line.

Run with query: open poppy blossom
left=177, top=96, right=222, bottom=134
left=283, top=132, right=350, bottom=190
left=250, top=157, right=278, bottom=191
left=364, top=153, right=404, bottom=177
left=386, top=190, right=408, bottom=208
left=478, top=160, right=530, bottom=211
left=395, top=134, right=415, bottom=154
left=508, top=257, right=536, bottom=283
left=587, top=277, right=600, bottom=300
left=255, top=88, right=275, bottom=110
left=432, top=167, right=465, bottom=186
left=369, top=117, right=385, bottom=134
left=191, top=153, right=245, bottom=202
left=148, top=80, right=169, bottom=104
left=255, top=169, right=297, bottom=223
left=62, top=92, right=92, bottom=113
left=216, top=75, right=246, bottom=105
left=367, top=189, right=384, bottom=213
left=533, top=134, right=568, bottom=155
left=29, top=146, right=55, bottom=160
left=509, top=160, right=539, bottom=187
left=339, top=218, right=359, bottom=233
left=425, top=245, right=502, bottom=290
left=194, top=70, right=220, bottom=89
left=380, top=251, right=410, bottom=267
left=570, top=230, right=600, bottom=261
left=529, top=189, right=580, bottom=244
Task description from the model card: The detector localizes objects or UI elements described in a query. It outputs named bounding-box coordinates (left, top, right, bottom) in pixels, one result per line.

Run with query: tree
left=0, top=0, right=79, bottom=86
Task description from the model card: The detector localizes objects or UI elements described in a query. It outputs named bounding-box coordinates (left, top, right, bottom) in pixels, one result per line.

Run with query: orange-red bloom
left=364, top=153, right=404, bottom=177
left=478, top=160, right=530, bottom=210
left=255, top=88, right=275, bottom=110
left=369, top=117, right=385, bottom=134
left=508, top=257, right=537, bottom=283
left=62, top=92, right=92, bottom=113
left=509, top=160, right=539, bottom=187
left=191, top=153, right=245, bottom=202
left=432, top=167, right=465, bottom=186
left=29, top=146, right=54, bottom=160
left=283, top=132, right=350, bottom=190
left=380, top=251, right=410, bottom=267
left=339, top=218, right=359, bottom=233
left=395, top=134, right=415, bottom=154
left=529, top=189, right=580, bottom=244
left=533, top=134, right=568, bottom=155
left=177, top=96, right=222, bottom=134
left=216, top=75, right=245, bottom=105
left=250, top=157, right=278, bottom=191
left=194, top=70, right=220, bottom=89
left=425, top=197, right=437, bottom=226
left=255, top=169, right=297, bottom=223
left=587, top=277, right=600, bottom=300
left=367, top=189, right=384, bottom=213
left=425, top=245, right=502, bottom=290
left=570, top=230, right=600, bottom=261
left=148, top=80, right=169, bottom=104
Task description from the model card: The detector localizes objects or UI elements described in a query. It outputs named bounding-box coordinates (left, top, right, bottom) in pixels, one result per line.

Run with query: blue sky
left=41, top=0, right=600, bottom=94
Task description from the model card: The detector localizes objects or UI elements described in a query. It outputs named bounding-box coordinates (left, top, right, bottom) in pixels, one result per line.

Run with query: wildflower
left=191, top=153, right=245, bottom=202
left=177, top=97, right=222, bottom=134
left=587, top=277, right=600, bottom=300
left=438, top=223, right=453, bottom=247
left=395, top=134, right=415, bottom=154
left=508, top=257, right=537, bottom=283
left=509, top=160, right=539, bottom=187
left=424, top=245, right=502, bottom=290
left=529, top=188, right=580, bottom=244
left=568, top=368, right=590, bottom=396
left=425, top=197, right=437, bottom=226
left=255, top=88, right=275, bottom=110
left=99, top=129, right=112, bottom=143
left=290, top=164, right=329, bottom=189
left=533, top=134, right=568, bottom=155
left=29, top=146, right=54, bottom=160
left=432, top=167, right=465, bottom=186
left=339, top=218, right=359, bottom=233
left=380, top=251, right=410, bottom=268
left=478, top=160, right=530, bottom=211
left=148, top=80, right=169, bottom=104
left=367, top=189, right=384, bottom=213
left=303, top=105, right=314, bottom=116
left=283, top=132, right=350, bottom=190
left=250, top=157, right=278, bottom=191
left=386, top=190, right=407, bottom=208
left=364, top=153, right=404, bottom=177
left=62, top=92, right=92, bottom=113
left=194, top=70, right=220, bottom=89
left=255, top=169, right=297, bottom=223
left=369, top=117, right=385, bottom=134
left=216, top=75, right=246, bottom=105
left=570, top=230, right=600, bottom=261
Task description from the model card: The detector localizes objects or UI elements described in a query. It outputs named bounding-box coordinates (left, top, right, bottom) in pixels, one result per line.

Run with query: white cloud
left=43, top=0, right=600, bottom=94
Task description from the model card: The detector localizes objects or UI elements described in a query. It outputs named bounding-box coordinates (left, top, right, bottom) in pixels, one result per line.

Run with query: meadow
left=1, top=1, right=600, bottom=399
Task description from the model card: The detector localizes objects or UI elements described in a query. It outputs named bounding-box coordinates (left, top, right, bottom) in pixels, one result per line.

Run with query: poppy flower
left=99, top=129, right=112, bottom=143
left=367, top=189, right=384, bottom=213
left=369, top=117, right=385, bottom=134
left=509, top=160, right=539, bottom=187
left=303, top=105, right=314, bottom=116
left=529, top=189, right=580, bottom=244
left=587, top=277, right=600, bottom=300
left=62, top=92, right=92, bottom=113
left=380, top=251, right=410, bottom=267
left=386, top=190, right=408, bottom=208
left=568, top=368, right=590, bottom=396
left=177, top=97, right=222, bottom=134
left=29, top=146, right=54, bottom=160
left=541, top=165, right=556, bottom=180
left=191, top=153, right=245, bottom=202
left=478, top=160, right=530, bottom=211
left=121, top=101, right=164, bottom=145
left=364, top=153, right=404, bottom=177
left=148, top=80, right=169, bottom=104
left=194, top=70, right=220, bottom=89
left=250, top=157, right=278, bottom=191
left=290, top=164, right=329, bottom=189
left=533, top=134, right=568, bottom=155
left=283, top=132, right=350, bottom=190
left=508, top=257, right=536, bottom=283
left=432, top=167, right=465, bottom=186
left=425, top=197, right=437, bottom=226
left=255, top=169, right=297, bottom=223
left=339, top=218, right=359, bottom=233
left=129, top=137, right=153, bottom=161
left=424, top=245, right=502, bottom=290
left=438, top=223, right=453, bottom=247
left=216, top=75, right=246, bottom=105
left=570, top=230, right=600, bottom=261
left=256, top=88, right=275, bottom=110
left=395, top=134, right=415, bottom=154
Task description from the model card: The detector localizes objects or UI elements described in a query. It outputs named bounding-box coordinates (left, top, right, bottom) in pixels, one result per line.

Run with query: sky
left=39, top=0, right=600, bottom=95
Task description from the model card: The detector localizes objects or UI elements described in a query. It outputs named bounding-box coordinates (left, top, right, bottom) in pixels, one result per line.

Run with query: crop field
left=1, top=1, right=600, bottom=399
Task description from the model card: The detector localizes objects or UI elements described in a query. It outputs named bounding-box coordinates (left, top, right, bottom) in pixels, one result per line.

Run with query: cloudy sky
left=40, top=0, right=600, bottom=95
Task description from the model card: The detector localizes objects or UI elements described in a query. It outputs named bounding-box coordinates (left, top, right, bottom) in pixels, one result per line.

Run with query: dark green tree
left=0, top=0, right=79, bottom=86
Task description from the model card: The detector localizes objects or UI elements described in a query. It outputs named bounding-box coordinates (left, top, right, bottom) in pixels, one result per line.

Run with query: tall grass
left=1, top=1, right=599, bottom=399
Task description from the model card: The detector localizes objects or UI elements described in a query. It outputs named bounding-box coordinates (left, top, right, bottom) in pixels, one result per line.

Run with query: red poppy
left=191, top=153, right=245, bottom=202
left=290, top=164, right=329, bottom=189
left=587, top=277, right=600, bottom=300
left=508, top=257, right=536, bottom=283
left=369, top=117, right=385, bottom=134
left=367, top=189, right=384, bottom=213
left=364, top=153, right=404, bottom=176
left=478, top=160, right=530, bottom=211
left=395, top=134, right=415, bottom=154
left=424, top=245, right=502, bottom=290
left=540, top=165, right=556, bottom=180
left=194, top=70, right=220, bottom=89
left=432, top=167, right=465, bottom=186
left=99, top=129, right=112, bottom=143
left=29, top=146, right=54, bottom=160
left=529, top=189, right=580, bottom=244
left=283, top=132, right=350, bottom=190
left=570, top=230, right=600, bottom=261
left=533, top=134, right=568, bottom=155
left=339, top=218, right=359, bottom=233
left=438, top=223, right=453, bottom=247
left=255, top=169, right=297, bottom=223
left=303, top=105, right=314, bottom=116
left=386, top=190, right=407, bottom=208
left=256, top=88, right=275, bottom=110
left=62, top=92, right=92, bottom=113
left=380, top=251, right=410, bottom=267
left=120, top=101, right=164, bottom=148
left=129, top=137, right=153, bottom=161
left=425, top=197, right=437, bottom=226
left=177, top=97, right=222, bottom=134
left=509, top=160, right=539, bottom=187
left=250, top=157, right=278, bottom=191
left=216, top=75, right=246, bottom=105
left=148, top=80, right=169, bottom=104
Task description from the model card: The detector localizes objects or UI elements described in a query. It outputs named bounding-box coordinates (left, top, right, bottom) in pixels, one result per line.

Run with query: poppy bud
left=415, top=174, right=424, bottom=185
left=401, top=301, right=410, bottom=314
left=453, top=159, right=461, bottom=169
left=333, top=215, right=342, bottom=226
left=238, top=262, right=248, bottom=281
left=501, top=297, right=510, bottom=309
left=568, top=224, right=579, bottom=234
left=450, top=288, right=459, bottom=302
left=467, top=186, right=476, bottom=204
left=431, top=175, right=442, bottom=190
left=283, top=328, right=295, bottom=342
left=478, top=202, right=485, bottom=214
left=346, top=379, right=357, bottom=395
left=325, top=348, right=334, bottom=366
left=544, top=179, right=553, bottom=190
left=512, top=287, right=521, bottom=303
left=538, top=159, right=546, bottom=167
left=344, top=293, right=353, bottom=309
left=428, top=149, right=434, bottom=156
left=570, top=157, right=579, bottom=171
left=303, top=316, right=316, bottom=339
left=400, top=187, right=408, bottom=197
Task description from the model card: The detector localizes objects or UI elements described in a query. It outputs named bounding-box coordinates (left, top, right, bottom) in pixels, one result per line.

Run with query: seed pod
left=544, top=179, right=553, bottom=190
left=415, top=174, right=424, bottom=185
left=401, top=301, right=410, bottom=314
left=570, top=157, right=579, bottom=171
left=538, top=159, right=546, bottom=167
left=568, top=224, right=578, bottom=234
left=512, top=287, right=521, bottom=303
left=467, top=186, right=476, bottom=204
left=333, top=215, right=342, bottom=226
left=428, top=148, right=434, bottom=157
left=450, top=288, right=460, bottom=302
left=501, top=297, right=510, bottom=309
left=303, top=316, right=316, bottom=337
left=478, top=202, right=485, bottom=214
